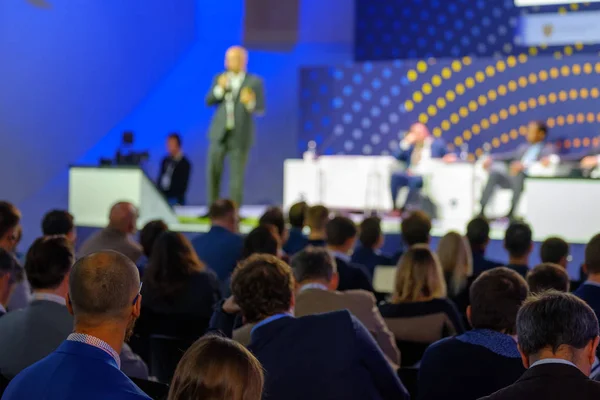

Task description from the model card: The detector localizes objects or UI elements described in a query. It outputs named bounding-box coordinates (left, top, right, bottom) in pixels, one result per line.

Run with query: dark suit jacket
left=78, top=227, right=143, bottom=264
left=335, top=256, right=375, bottom=293
left=283, top=227, right=308, bottom=255
left=506, top=263, right=529, bottom=279
left=157, top=155, right=191, bottom=202
left=191, top=226, right=244, bottom=282
left=472, top=250, right=504, bottom=276
left=394, top=138, right=447, bottom=168
left=210, top=309, right=409, bottom=400
left=351, top=246, right=394, bottom=279
left=481, top=363, right=600, bottom=400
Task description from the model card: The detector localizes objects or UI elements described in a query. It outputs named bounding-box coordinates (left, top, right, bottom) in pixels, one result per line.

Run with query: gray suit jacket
left=78, top=227, right=143, bottom=263
left=205, top=72, right=265, bottom=150
left=491, top=142, right=556, bottom=162
left=0, top=300, right=148, bottom=379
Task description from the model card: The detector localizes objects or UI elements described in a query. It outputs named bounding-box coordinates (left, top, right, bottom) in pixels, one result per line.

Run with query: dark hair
left=140, top=220, right=169, bottom=258
left=504, top=221, right=532, bottom=258
left=42, top=210, right=74, bottom=236
left=0, top=201, right=20, bottom=239
left=517, top=291, right=598, bottom=356
left=469, top=267, right=529, bottom=335
left=168, top=335, right=264, bottom=400
left=288, top=202, right=308, bottom=229
left=208, top=199, right=237, bottom=220
left=359, top=217, right=383, bottom=249
left=259, top=207, right=285, bottom=236
left=401, top=211, right=431, bottom=246
left=0, top=249, right=23, bottom=283
left=540, top=237, right=569, bottom=265
left=168, top=132, right=182, bottom=147
left=533, top=120, right=548, bottom=136
left=291, top=247, right=336, bottom=283
left=25, top=236, right=74, bottom=290
left=242, top=226, right=278, bottom=259
left=144, top=232, right=204, bottom=298
left=585, top=233, right=600, bottom=274
left=231, top=254, right=294, bottom=323
left=306, top=205, right=329, bottom=230
left=527, top=263, right=570, bottom=293
left=466, top=217, right=490, bottom=249
left=326, top=216, right=357, bottom=246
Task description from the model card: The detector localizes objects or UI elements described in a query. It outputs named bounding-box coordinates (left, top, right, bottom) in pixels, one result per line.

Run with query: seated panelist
left=560, top=141, right=600, bottom=170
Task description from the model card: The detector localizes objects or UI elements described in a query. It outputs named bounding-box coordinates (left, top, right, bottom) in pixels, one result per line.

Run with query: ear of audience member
left=326, top=216, right=374, bottom=293
left=351, top=217, right=393, bottom=278
left=419, top=267, right=528, bottom=400
left=379, top=245, right=464, bottom=367
left=527, top=263, right=570, bottom=294
left=540, top=237, right=570, bottom=269
left=0, top=249, right=23, bottom=315
left=168, top=335, right=264, bottom=400
left=242, top=225, right=279, bottom=260
left=466, top=216, right=503, bottom=276
left=210, top=254, right=409, bottom=400
left=259, top=207, right=288, bottom=248
left=283, top=202, right=309, bottom=256
left=480, top=292, right=600, bottom=400
left=42, top=210, right=76, bottom=245
left=137, top=220, right=168, bottom=277
left=305, top=205, right=330, bottom=245
left=574, top=233, right=600, bottom=324
left=503, top=221, right=533, bottom=278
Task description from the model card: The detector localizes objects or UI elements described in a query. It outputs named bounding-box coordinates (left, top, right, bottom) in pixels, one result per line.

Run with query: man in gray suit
left=205, top=46, right=265, bottom=207
left=479, top=121, right=556, bottom=219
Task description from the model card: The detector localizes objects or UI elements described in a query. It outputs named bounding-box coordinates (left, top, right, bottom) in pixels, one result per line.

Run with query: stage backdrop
left=300, top=54, right=600, bottom=158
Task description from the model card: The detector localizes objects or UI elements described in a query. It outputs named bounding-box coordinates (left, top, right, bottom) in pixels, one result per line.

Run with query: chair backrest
left=373, top=265, right=396, bottom=293
left=129, top=377, right=169, bottom=400
left=149, top=335, right=195, bottom=384
left=395, top=340, right=431, bottom=368
left=397, top=367, right=419, bottom=399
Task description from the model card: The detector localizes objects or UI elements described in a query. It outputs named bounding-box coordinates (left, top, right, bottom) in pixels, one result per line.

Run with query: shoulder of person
left=342, top=289, right=377, bottom=305
left=299, top=309, right=354, bottom=326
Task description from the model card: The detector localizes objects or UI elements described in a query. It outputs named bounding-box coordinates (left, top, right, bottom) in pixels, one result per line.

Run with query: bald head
left=225, top=46, right=248, bottom=73
left=108, top=202, right=137, bottom=234
left=69, top=251, right=140, bottom=321
left=410, top=123, right=430, bottom=142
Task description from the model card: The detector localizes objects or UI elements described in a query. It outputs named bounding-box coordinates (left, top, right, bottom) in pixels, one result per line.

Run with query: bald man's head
left=108, top=202, right=138, bottom=234
left=69, top=251, right=140, bottom=322
left=225, top=46, right=248, bottom=73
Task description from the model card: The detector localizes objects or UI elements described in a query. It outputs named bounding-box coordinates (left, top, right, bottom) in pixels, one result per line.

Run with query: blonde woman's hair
left=392, top=244, right=447, bottom=303
left=437, top=231, right=473, bottom=296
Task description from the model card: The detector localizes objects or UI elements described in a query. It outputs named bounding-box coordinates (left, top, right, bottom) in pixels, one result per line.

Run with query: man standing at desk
left=158, top=133, right=191, bottom=206
left=205, top=46, right=265, bottom=207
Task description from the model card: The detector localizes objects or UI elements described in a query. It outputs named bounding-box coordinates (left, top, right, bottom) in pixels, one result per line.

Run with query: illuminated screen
left=516, top=0, right=600, bottom=6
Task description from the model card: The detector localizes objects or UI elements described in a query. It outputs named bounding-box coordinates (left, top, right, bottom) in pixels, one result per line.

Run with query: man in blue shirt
left=3, top=251, right=151, bottom=400
left=575, top=234, right=600, bottom=324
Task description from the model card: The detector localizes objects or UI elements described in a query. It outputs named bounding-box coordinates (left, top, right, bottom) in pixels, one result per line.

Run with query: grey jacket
left=78, top=227, right=143, bottom=263
left=491, top=142, right=556, bottom=162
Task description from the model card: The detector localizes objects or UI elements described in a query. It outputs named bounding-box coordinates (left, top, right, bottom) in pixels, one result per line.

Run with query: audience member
left=157, top=132, right=191, bottom=206
left=540, top=236, right=570, bottom=268
left=527, top=263, right=570, bottom=293
left=481, top=292, right=600, bottom=400
left=192, top=199, right=243, bottom=283
left=0, top=201, right=29, bottom=311
left=283, top=201, right=309, bottom=255
left=137, top=219, right=168, bottom=277
left=437, top=231, right=473, bottom=314
left=575, top=234, right=600, bottom=323
left=210, top=254, right=409, bottom=400
left=242, top=225, right=279, bottom=259
left=41, top=209, right=76, bottom=245
left=168, top=335, right=264, bottom=400
left=351, top=216, right=393, bottom=278
left=0, top=249, right=23, bottom=316
left=379, top=245, right=464, bottom=366
left=79, top=202, right=143, bottom=263
left=466, top=216, right=503, bottom=276
left=392, top=210, right=431, bottom=263
left=259, top=206, right=288, bottom=253
left=305, top=205, right=329, bottom=247
left=326, top=216, right=373, bottom=292
left=419, top=268, right=528, bottom=400
left=503, top=221, right=533, bottom=278
left=3, top=251, right=152, bottom=400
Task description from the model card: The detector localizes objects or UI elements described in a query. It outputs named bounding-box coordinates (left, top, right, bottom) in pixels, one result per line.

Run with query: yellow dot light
left=463, top=131, right=472, bottom=140
left=485, top=66, right=496, bottom=77
left=490, top=114, right=499, bottom=124
left=550, top=68, right=559, bottom=78
left=557, top=116, right=565, bottom=126
left=433, top=127, right=442, bottom=137
left=501, top=133, right=509, bottom=143
left=588, top=112, right=595, bottom=123
left=465, top=77, right=475, bottom=88
left=509, top=105, right=518, bottom=115
left=496, top=60, right=506, bottom=72
left=569, top=89, right=578, bottom=100
left=592, top=88, right=600, bottom=98
left=475, top=71, right=485, bottom=83
left=518, top=54, right=528, bottom=63
left=451, top=60, right=462, bottom=72
left=492, top=138, right=500, bottom=148
left=417, top=61, right=428, bottom=73
left=577, top=113, right=585, bottom=123
left=446, top=90, right=456, bottom=102
left=413, top=92, right=424, bottom=103
left=584, top=63, right=593, bottom=74
left=454, top=137, right=463, bottom=146
left=450, top=113, right=459, bottom=124
left=498, top=85, right=508, bottom=96
left=558, top=91, right=568, bottom=101
left=478, top=95, right=488, bottom=106
left=538, top=95, right=548, bottom=106
left=432, top=75, right=442, bottom=87
left=441, top=120, right=451, bottom=131
left=529, top=47, right=538, bottom=56
left=561, top=65, right=570, bottom=76
left=422, top=83, right=433, bottom=95
left=499, top=109, right=508, bottom=120
left=427, top=105, right=437, bottom=116
left=407, top=70, right=418, bottom=82
left=436, top=98, right=447, bottom=109
left=462, top=57, right=472, bottom=66
left=468, top=101, right=478, bottom=112
left=548, top=93, right=558, bottom=103
left=441, top=68, right=452, bottom=79
left=580, top=88, right=589, bottom=99
left=528, top=98, right=537, bottom=108
left=508, top=81, right=518, bottom=91
left=518, top=101, right=528, bottom=112
left=481, top=119, right=490, bottom=129
left=547, top=118, right=555, bottom=128
left=459, top=107, right=469, bottom=118
left=566, top=114, right=575, bottom=124
left=472, top=124, right=481, bottom=134
left=488, top=90, right=497, bottom=101
left=572, top=64, right=582, bottom=75
left=539, top=70, right=549, bottom=81
left=419, top=114, right=429, bottom=124
left=510, top=129, right=518, bottom=139
left=528, top=73, right=538, bottom=84
left=507, top=56, right=517, bottom=67
left=456, top=84, right=466, bottom=95
left=518, top=77, right=528, bottom=87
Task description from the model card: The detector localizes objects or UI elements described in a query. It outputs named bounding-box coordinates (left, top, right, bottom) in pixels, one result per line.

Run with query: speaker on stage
left=244, top=0, right=299, bottom=50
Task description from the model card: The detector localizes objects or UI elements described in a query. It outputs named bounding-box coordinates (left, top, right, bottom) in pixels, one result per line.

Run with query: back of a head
left=469, top=267, right=529, bottom=335
left=41, top=210, right=75, bottom=237
left=325, top=216, right=357, bottom=246
left=259, top=207, right=285, bottom=237
left=437, top=231, right=473, bottom=296
left=242, top=226, right=278, bottom=259
left=209, top=199, right=237, bottom=221
left=394, top=244, right=446, bottom=303
left=359, top=217, right=383, bottom=249
left=288, top=202, right=308, bottom=229
left=69, top=251, right=140, bottom=321
left=305, top=205, right=330, bottom=231
left=466, top=217, right=490, bottom=249
left=540, top=237, right=570, bottom=265
left=168, top=335, right=264, bottom=400
left=291, top=247, right=336, bottom=284
left=0, top=201, right=20, bottom=243
left=231, top=254, right=294, bottom=323
left=517, top=291, right=598, bottom=361
left=527, top=263, right=570, bottom=293
left=0, top=248, right=23, bottom=284
left=140, top=220, right=169, bottom=258
left=108, top=202, right=137, bottom=232
left=25, top=236, right=74, bottom=290
left=504, top=221, right=532, bottom=258
left=401, top=211, right=431, bottom=247
left=585, top=233, right=600, bottom=275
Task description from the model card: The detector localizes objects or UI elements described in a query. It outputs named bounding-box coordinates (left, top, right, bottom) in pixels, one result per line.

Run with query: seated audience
left=503, top=221, right=533, bottom=278
left=326, top=216, right=373, bottom=292
left=305, top=205, right=329, bottom=247
left=392, top=210, right=431, bottom=263
left=210, top=254, right=409, bottom=400
left=283, top=201, right=309, bottom=255
left=351, top=216, right=393, bottom=278
left=140, top=232, right=221, bottom=338
left=3, top=251, right=151, bottom=400
left=0, top=249, right=23, bottom=316
left=575, top=234, right=600, bottom=322
left=137, top=219, right=168, bottom=277
left=168, top=335, right=264, bottom=400
left=192, top=199, right=243, bottom=283
left=0, top=201, right=29, bottom=311
left=466, top=216, right=503, bottom=276
left=419, top=268, right=528, bottom=400
left=540, top=236, right=570, bottom=269
left=527, top=263, right=570, bottom=293
left=481, top=292, right=600, bottom=399
left=79, top=202, right=143, bottom=263
left=242, top=225, right=279, bottom=259
left=259, top=206, right=288, bottom=255
left=379, top=245, right=465, bottom=366
left=41, top=209, right=77, bottom=245
left=437, top=231, right=473, bottom=314
left=0, top=236, right=147, bottom=379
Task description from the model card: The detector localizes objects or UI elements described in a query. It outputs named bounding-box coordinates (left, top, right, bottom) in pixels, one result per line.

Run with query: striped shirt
left=66, top=333, right=121, bottom=368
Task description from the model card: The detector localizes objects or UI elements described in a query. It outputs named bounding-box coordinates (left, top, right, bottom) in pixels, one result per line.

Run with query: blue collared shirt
left=530, top=358, right=578, bottom=369
left=298, top=283, right=328, bottom=293
left=250, top=313, right=293, bottom=336
left=67, top=333, right=121, bottom=369
left=521, top=143, right=543, bottom=165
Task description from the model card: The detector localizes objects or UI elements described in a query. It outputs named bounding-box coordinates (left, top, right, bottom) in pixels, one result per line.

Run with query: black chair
left=0, top=373, right=10, bottom=397
left=130, top=377, right=169, bottom=400
left=149, top=335, right=195, bottom=384
left=397, top=367, right=419, bottom=399
left=395, top=340, right=430, bottom=367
